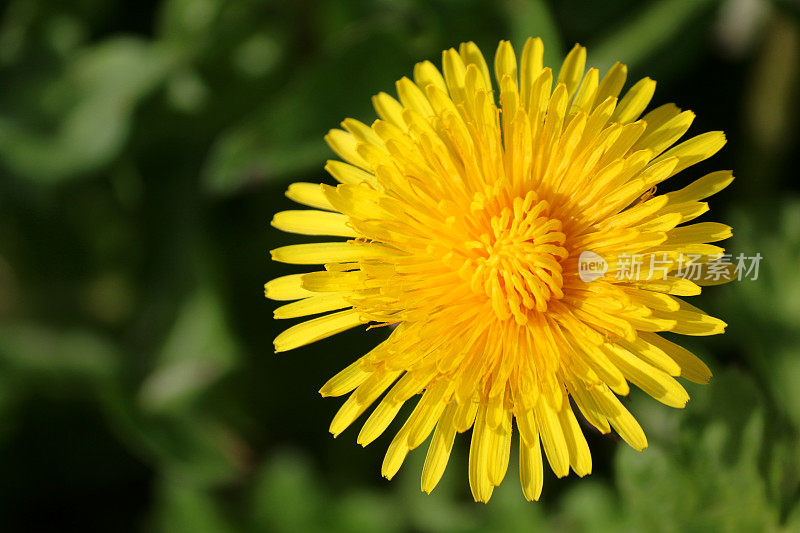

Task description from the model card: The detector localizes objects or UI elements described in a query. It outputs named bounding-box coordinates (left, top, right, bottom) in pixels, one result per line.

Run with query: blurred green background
left=0, top=0, right=799, bottom=531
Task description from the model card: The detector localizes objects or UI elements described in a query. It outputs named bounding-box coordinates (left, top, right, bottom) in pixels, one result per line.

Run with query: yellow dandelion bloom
left=266, top=37, right=734, bottom=502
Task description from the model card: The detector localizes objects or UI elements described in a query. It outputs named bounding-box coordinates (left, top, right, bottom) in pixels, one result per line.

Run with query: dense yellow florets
left=266, top=37, right=734, bottom=502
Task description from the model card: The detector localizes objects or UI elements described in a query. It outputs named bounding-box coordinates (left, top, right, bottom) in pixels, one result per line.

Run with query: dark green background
left=0, top=0, right=798, bottom=531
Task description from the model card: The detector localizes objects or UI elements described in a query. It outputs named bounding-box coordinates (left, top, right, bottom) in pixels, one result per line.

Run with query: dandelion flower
left=266, top=37, right=734, bottom=502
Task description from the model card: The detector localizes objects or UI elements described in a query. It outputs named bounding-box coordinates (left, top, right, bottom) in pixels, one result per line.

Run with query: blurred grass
left=0, top=0, right=799, bottom=531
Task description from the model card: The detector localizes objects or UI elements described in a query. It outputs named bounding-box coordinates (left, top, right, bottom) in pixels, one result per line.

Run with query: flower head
left=266, top=38, right=733, bottom=502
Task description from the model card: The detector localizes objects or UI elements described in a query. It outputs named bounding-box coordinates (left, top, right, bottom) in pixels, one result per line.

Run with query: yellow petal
left=319, top=358, right=370, bottom=397
left=557, top=406, right=592, bottom=477
left=571, top=67, right=599, bottom=114
left=567, top=378, right=611, bottom=434
left=342, top=117, right=383, bottom=147
left=271, top=242, right=393, bottom=264
left=666, top=222, right=732, bottom=245
left=652, top=131, right=727, bottom=176
left=330, top=369, right=403, bottom=437
left=641, top=102, right=682, bottom=131
left=666, top=170, right=734, bottom=204
left=602, top=344, right=689, bottom=408
left=453, top=398, right=479, bottom=433
left=494, top=40, right=518, bottom=88
left=618, top=335, right=681, bottom=376
left=396, top=76, right=434, bottom=117
left=595, top=61, right=628, bottom=104
left=635, top=276, right=701, bottom=296
left=638, top=332, right=712, bottom=383
left=301, top=270, right=367, bottom=292
left=357, top=393, right=404, bottom=446
left=661, top=308, right=727, bottom=336
left=589, top=385, right=648, bottom=450
left=557, top=44, right=586, bottom=99
left=519, top=437, right=544, bottom=501
left=519, top=37, right=544, bottom=103
left=533, top=399, right=569, bottom=478
left=273, top=293, right=351, bottom=319
left=264, top=273, right=315, bottom=301
left=371, top=92, right=407, bottom=130
left=413, top=60, right=448, bottom=93
left=324, top=129, right=370, bottom=169
left=442, top=48, right=468, bottom=104
left=274, top=309, right=365, bottom=353
left=468, top=404, right=494, bottom=503
left=285, top=182, right=335, bottom=211
left=612, top=77, right=656, bottom=124
left=382, top=424, right=411, bottom=480
left=406, top=380, right=453, bottom=449
left=271, top=210, right=356, bottom=237
left=325, top=160, right=376, bottom=185
left=459, top=41, right=492, bottom=91
left=421, top=404, right=458, bottom=493
left=635, top=110, right=694, bottom=155
left=487, top=409, right=512, bottom=486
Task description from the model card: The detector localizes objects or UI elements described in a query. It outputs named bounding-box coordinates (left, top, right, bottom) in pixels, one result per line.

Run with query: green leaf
left=615, top=370, right=779, bottom=532
left=249, top=451, right=325, bottom=532
left=103, top=390, right=246, bottom=488
left=719, top=200, right=800, bottom=429
left=557, top=481, right=624, bottom=533
left=332, top=491, right=405, bottom=533
left=157, top=0, right=223, bottom=53
left=152, top=478, right=236, bottom=533
left=139, top=288, right=239, bottom=413
left=202, top=31, right=415, bottom=195
left=591, top=0, right=718, bottom=70
left=0, top=323, right=120, bottom=381
left=786, top=500, right=800, bottom=532
left=0, top=38, right=177, bottom=182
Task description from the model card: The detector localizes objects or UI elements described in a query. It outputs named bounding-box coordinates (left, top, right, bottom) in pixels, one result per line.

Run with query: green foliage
left=589, top=0, right=718, bottom=70
left=0, top=0, right=798, bottom=531
left=139, top=287, right=239, bottom=413
left=0, top=37, right=177, bottom=181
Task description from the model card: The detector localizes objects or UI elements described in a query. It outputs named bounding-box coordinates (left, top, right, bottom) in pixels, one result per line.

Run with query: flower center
left=460, top=191, right=568, bottom=324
